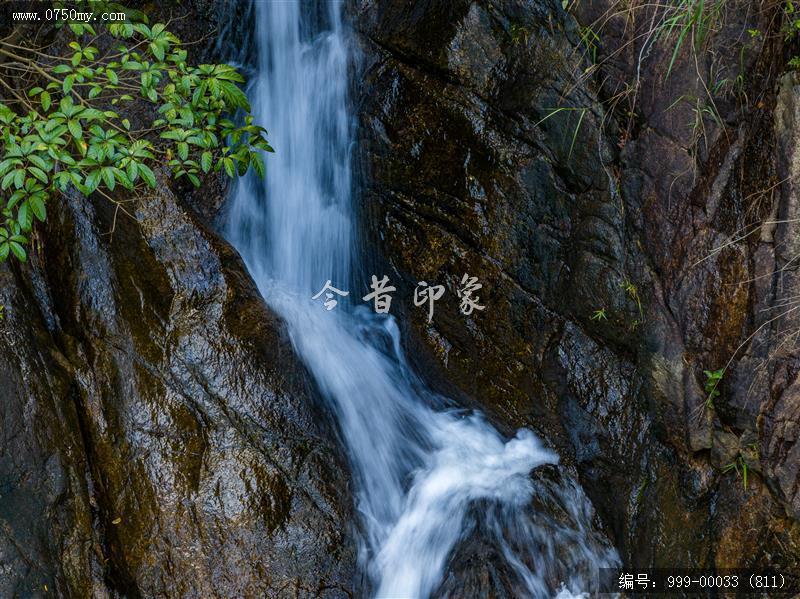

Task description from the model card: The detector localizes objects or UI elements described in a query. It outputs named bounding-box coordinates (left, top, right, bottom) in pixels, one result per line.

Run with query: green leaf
left=63, top=75, right=75, bottom=95
left=102, top=166, right=116, bottom=191
left=150, top=42, right=165, bottom=61
left=220, top=81, right=250, bottom=111
left=160, top=129, right=185, bottom=141
left=17, top=202, right=31, bottom=230
left=0, top=160, right=13, bottom=178
left=27, top=154, right=48, bottom=171
left=138, top=163, right=156, bottom=188
left=84, top=169, right=101, bottom=193
left=114, top=168, right=133, bottom=189
left=200, top=151, right=212, bottom=173
left=81, top=108, right=105, bottom=121
left=177, top=142, right=189, bottom=161
left=39, top=92, right=52, bottom=112
left=10, top=241, right=27, bottom=262
left=222, top=157, right=234, bottom=178
left=7, top=189, right=24, bottom=209
left=30, top=195, right=46, bottom=221
left=126, top=160, right=139, bottom=182
left=1, top=171, right=16, bottom=190
left=58, top=152, right=76, bottom=166
left=14, top=169, right=25, bottom=189
left=27, top=166, right=48, bottom=184
left=67, top=120, right=82, bottom=140
left=106, top=68, right=119, bottom=84
left=252, top=152, right=265, bottom=179
left=52, top=64, right=72, bottom=75
left=0, top=243, right=9, bottom=261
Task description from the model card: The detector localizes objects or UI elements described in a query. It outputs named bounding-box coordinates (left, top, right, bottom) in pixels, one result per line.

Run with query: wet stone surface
left=354, top=0, right=800, bottom=574
left=0, top=170, right=356, bottom=598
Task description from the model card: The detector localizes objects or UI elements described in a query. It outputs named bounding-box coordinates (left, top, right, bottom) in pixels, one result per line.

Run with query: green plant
left=734, top=47, right=748, bottom=104
left=786, top=1, right=800, bottom=37
left=665, top=91, right=724, bottom=154
left=580, top=25, right=600, bottom=64
left=0, top=0, right=272, bottom=263
left=722, top=454, right=749, bottom=490
left=703, top=368, right=724, bottom=408
left=510, top=23, right=530, bottom=46
left=535, top=107, right=588, bottom=159
left=590, top=307, right=607, bottom=321
left=621, top=278, right=643, bottom=318
left=784, top=1, right=800, bottom=70
left=657, top=0, right=724, bottom=79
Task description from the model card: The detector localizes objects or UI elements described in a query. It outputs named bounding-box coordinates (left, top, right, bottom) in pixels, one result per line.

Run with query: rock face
left=354, top=0, right=800, bottom=570
left=0, top=175, right=356, bottom=597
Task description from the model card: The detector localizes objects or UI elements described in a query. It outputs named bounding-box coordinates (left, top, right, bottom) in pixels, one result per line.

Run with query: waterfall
left=225, top=2, right=619, bottom=597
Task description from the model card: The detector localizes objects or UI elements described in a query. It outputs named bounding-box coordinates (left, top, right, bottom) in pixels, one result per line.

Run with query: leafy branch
left=0, top=1, right=272, bottom=262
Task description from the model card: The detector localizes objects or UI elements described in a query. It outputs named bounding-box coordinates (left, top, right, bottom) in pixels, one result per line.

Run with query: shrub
left=0, top=0, right=272, bottom=262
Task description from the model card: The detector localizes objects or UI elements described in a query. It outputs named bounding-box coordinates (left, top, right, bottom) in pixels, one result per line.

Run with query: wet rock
left=0, top=268, right=103, bottom=597
left=1, top=169, right=357, bottom=596
left=355, top=0, right=800, bottom=573
left=760, top=72, right=800, bottom=521
left=20, top=176, right=355, bottom=597
left=435, top=466, right=617, bottom=598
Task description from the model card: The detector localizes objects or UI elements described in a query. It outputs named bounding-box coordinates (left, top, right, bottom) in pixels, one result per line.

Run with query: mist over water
left=225, top=2, right=619, bottom=597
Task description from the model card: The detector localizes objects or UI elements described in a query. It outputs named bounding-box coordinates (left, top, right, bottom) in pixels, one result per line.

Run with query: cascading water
left=226, top=2, right=619, bottom=597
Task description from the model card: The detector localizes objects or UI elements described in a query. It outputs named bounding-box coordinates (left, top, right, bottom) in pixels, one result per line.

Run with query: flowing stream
left=226, top=2, right=619, bottom=597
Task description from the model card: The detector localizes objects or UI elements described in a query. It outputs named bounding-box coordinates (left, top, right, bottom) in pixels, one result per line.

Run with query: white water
left=226, top=2, right=619, bottom=597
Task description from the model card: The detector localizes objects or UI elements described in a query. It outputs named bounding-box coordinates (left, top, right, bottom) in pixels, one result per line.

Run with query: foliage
left=0, top=0, right=272, bottom=264
left=621, top=279, right=643, bottom=318
left=590, top=307, right=607, bottom=321
left=509, top=23, right=530, bottom=46
left=786, top=1, right=800, bottom=37
left=535, top=107, right=588, bottom=159
left=722, top=454, right=748, bottom=490
left=579, top=25, right=600, bottom=64
left=703, top=367, right=723, bottom=409
left=786, top=1, right=800, bottom=69
left=656, top=0, right=724, bottom=79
